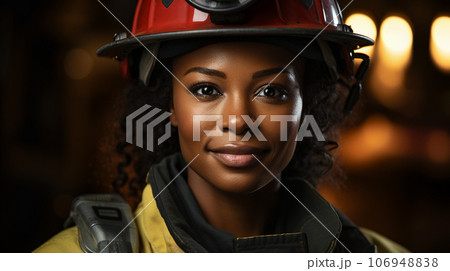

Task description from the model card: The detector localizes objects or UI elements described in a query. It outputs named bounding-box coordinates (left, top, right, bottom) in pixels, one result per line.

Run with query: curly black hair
left=112, top=54, right=347, bottom=202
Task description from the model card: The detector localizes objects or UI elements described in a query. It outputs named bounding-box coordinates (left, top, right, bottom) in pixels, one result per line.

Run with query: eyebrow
left=184, top=67, right=227, bottom=78
left=252, top=67, right=291, bottom=79
left=183, top=67, right=292, bottom=79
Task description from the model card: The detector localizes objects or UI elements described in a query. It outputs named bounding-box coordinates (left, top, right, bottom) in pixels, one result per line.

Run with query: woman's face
left=171, top=42, right=303, bottom=194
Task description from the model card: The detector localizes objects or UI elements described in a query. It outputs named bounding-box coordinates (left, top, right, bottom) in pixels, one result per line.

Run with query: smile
left=208, top=145, right=267, bottom=168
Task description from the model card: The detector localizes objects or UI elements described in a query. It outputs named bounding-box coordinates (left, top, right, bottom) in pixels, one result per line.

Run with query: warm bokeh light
left=426, top=130, right=450, bottom=164
left=64, top=48, right=93, bottom=80
left=341, top=115, right=403, bottom=165
left=379, top=16, right=413, bottom=69
left=430, top=16, right=450, bottom=73
left=345, top=13, right=377, bottom=57
left=370, top=16, right=413, bottom=107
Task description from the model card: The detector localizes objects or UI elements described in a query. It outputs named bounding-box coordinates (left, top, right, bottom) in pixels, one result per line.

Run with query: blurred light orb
left=345, top=13, right=377, bottom=56
left=64, top=48, right=93, bottom=80
left=380, top=16, right=413, bottom=54
left=373, top=15, right=413, bottom=97
left=340, top=115, right=398, bottom=165
left=430, top=16, right=450, bottom=73
left=426, top=131, right=450, bottom=164
left=361, top=115, right=394, bottom=153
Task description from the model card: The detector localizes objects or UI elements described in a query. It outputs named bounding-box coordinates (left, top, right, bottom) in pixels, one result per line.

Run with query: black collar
left=147, top=153, right=342, bottom=252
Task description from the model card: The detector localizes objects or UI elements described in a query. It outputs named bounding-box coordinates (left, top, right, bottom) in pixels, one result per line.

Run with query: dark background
left=1, top=0, right=449, bottom=252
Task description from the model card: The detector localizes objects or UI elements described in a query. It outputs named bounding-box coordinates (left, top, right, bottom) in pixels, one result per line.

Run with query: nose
left=221, top=94, right=253, bottom=136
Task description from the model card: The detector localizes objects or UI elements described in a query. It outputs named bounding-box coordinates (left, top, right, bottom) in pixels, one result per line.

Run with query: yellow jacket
left=34, top=153, right=409, bottom=253
left=34, top=184, right=408, bottom=253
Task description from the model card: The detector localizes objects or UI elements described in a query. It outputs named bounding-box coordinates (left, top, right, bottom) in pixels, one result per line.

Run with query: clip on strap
left=139, top=43, right=161, bottom=86
left=343, top=53, right=370, bottom=116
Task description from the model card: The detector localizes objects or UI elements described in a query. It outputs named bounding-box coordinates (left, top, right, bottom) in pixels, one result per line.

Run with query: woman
left=35, top=0, right=408, bottom=253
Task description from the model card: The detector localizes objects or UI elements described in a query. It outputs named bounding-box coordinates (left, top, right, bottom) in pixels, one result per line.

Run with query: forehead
left=172, top=42, right=300, bottom=71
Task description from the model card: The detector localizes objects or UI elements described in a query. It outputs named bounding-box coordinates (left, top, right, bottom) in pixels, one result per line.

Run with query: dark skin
left=170, top=42, right=304, bottom=237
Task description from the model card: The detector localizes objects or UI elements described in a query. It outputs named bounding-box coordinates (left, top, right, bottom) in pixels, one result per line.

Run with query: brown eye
left=190, top=83, right=222, bottom=97
left=198, top=86, right=215, bottom=95
left=262, top=87, right=276, bottom=97
left=256, top=84, right=288, bottom=100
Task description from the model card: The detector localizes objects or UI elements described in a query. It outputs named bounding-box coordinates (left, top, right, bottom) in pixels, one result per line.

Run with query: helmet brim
left=96, top=27, right=374, bottom=59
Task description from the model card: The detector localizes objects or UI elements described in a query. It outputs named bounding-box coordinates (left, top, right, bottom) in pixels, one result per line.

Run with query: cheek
left=173, top=100, right=216, bottom=143
left=281, top=98, right=303, bottom=158
left=258, top=96, right=302, bottom=172
left=260, top=91, right=303, bottom=140
left=172, top=88, right=198, bottom=156
left=262, top=120, right=300, bottom=176
left=292, top=89, right=303, bottom=117
left=261, top=115, right=301, bottom=152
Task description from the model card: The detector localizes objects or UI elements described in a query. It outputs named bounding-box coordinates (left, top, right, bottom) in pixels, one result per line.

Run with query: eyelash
left=255, top=84, right=289, bottom=100
left=188, top=82, right=223, bottom=98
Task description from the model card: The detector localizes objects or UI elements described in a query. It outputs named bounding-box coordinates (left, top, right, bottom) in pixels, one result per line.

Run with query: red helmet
left=97, top=0, right=374, bottom=114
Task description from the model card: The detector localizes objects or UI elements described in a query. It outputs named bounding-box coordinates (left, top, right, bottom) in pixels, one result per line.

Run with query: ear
left=169, top=100, right=178, bottom=127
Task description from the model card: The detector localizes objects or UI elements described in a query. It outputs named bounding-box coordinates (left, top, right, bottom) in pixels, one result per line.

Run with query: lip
left=208, top=144, right=267, bottom=168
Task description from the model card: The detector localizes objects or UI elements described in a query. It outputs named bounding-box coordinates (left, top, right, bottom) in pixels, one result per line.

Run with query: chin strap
left=342, top=53, right=370, bottom=116
left=139, top=43, right=161, bottom=86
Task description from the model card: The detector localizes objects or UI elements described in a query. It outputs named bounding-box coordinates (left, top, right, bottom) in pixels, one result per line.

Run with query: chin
left=198, top=159, right=276, bottom=195
left=214, top=175, right=270, bottom=195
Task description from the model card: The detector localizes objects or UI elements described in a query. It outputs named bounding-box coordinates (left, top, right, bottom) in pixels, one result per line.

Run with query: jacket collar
left=145, top=152, right=342, bottom=252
